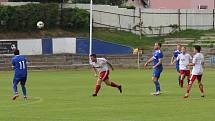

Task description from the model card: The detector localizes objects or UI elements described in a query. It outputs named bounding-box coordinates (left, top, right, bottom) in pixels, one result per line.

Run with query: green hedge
left=61, top=8, right=89, bottom=31
left=0, top=4, right=89, bottom=31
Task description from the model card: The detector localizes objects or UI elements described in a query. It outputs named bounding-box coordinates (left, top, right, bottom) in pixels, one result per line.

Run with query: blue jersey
left=153, top=50, right=163, bottom=69
left=12, top=55, right=27, bottom=78
left=173, top=50, right=181, bottom=66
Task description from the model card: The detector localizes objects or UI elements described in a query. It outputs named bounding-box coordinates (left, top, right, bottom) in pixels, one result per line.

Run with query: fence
left=64, top=3, right=215, bottom=35
left=1, top=3, right=215, bottom=36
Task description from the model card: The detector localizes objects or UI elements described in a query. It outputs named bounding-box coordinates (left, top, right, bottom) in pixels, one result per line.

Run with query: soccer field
left=0, top=69, right=215, bottom=121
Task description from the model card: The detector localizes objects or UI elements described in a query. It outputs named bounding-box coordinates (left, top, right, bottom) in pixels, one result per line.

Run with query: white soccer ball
left=11, top=44, right=16, bottom=50
left=37, top=21, right=44, bottom=29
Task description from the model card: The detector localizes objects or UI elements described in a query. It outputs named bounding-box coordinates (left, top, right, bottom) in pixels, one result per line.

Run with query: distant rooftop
left=127, top=0, right=215, bottom=9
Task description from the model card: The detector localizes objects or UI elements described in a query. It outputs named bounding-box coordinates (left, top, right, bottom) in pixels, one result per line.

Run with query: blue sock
left=13, top=84, right=18, bottom=95
left=21, top=86, right=27, bottom=97
left=154, top=80, right=160, bottom=92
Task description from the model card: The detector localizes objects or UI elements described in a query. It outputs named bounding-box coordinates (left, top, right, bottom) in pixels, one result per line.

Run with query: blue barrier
left=42, top=38, right=53, bottom=54
left=76, top=38, right=133, bottom=55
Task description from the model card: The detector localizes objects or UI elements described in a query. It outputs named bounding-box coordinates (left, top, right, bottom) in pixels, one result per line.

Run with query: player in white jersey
left=90, top=54, right=122, bottom=97
left=184, top=45, right=205, bottom=98
left=173, top=47, right=192, bottom=88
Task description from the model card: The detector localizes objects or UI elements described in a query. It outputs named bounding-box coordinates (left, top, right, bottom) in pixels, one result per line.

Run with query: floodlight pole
left=89, top=0, right=93, bottom=56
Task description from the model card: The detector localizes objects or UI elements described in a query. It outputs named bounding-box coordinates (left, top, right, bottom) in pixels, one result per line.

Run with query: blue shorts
left=153, top=68, right=163, bottom=78
left=13, top=76, right=27, bottom=86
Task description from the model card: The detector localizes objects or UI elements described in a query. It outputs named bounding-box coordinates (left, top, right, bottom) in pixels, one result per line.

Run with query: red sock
left=186, top=84, right=192, bottom=93
left=180, top=80, right=183, bottom=88
left=199, top=84, right=204, bottom=93
left=111, top=82, right=119, bottom=88
left=95, top=85, right=101, bottom=94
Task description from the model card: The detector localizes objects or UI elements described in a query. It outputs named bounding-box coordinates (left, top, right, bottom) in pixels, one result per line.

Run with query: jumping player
left=11, top=49, right=28, bottom=100
left=144, top=42, right=163, bottom=96
left=90, top=54, right=122, bottom=97
left=184, top=45, right=205, bottom=98
left=171, top=44, right=181, bottom=84
left=173, top=47, right=192, bottom=88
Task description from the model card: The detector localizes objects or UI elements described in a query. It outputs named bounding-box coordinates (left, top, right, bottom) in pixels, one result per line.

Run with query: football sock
left=199, top=84, right=204, bottom=93
left=13, top=84, right=18, bottom=95
left=21, top=85, right=27, bottom=97
left=110, top=82, right=119, bottom=88
left=154, top=80, right=160, bottom=92
left=186, top=83, right=192, bottom=94
left=95, top=85, right=101, bottom=94
left=180, top=79, right=183, bottom=87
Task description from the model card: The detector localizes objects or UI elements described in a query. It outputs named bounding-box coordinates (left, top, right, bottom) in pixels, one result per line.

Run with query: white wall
left=180, top=9, right=213, bottom=30
left=0, top=38, right=77, bottom=55
left=64, top=4, right=215, bottom=35
left=17, top=39, right=42, bottom=55
left=64, top=4, right=140, bottom=33
left=141, top=9, right=179, bottom=35
left=52, top=38, right=76, bottom=54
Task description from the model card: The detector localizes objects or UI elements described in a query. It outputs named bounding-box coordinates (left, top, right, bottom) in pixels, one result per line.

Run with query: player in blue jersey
left=171, top=44, right=181, bottom=86
left=11, top=49, right=28, bottom=100
left=144, top=42, right=163, bottom=96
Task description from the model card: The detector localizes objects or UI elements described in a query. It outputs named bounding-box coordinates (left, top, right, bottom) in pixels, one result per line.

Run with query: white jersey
left=90, top=58, right=109, bottom=73
left=177, top=53, right=192, bottom=70
left=192, top=53, right=204, bottom=75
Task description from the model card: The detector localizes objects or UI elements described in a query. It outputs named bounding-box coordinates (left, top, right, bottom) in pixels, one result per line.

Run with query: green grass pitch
left=0, top=69, right=215, bottom=121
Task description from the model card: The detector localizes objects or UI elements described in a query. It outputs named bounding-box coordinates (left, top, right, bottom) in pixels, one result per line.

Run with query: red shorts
left=99, top=71, right=109, bottom=81
left=190, top=75, right=202, bottom=82
left=179, top=70, right=190, bottom=76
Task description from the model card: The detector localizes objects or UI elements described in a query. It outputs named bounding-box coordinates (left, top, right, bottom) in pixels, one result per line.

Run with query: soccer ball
left=37, top=21, right=44, bottom=29
left=11, top=44, right=16, bottom=50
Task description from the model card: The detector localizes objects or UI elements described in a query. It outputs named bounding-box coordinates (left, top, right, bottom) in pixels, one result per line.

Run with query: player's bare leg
left=198, top=80, right=205, bottom=97
left=184, top=80, right=193, bottom=98
left=104, top=79, right=122, bottom=93
left=92, top=79, right=102, bottom=97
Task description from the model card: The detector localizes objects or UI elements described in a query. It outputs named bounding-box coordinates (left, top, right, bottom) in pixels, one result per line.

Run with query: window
left=198, top=5, right=208, bottom=9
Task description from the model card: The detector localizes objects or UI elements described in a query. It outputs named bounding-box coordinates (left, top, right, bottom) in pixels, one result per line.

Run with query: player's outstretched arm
left=171, top=58, right=177, bottom=65
left=11, top=59, right=15, bottom=70
left=187, top=63, right=195, bottom=67
left=107, top=62, right=114, bottom=71
left=188, top=57, right=196, bottom=67
left=171, top=56, right=175, bottom=64
left=144, top=56, right=153, bottom=68
left=92, top=67, right=98, bottom=77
